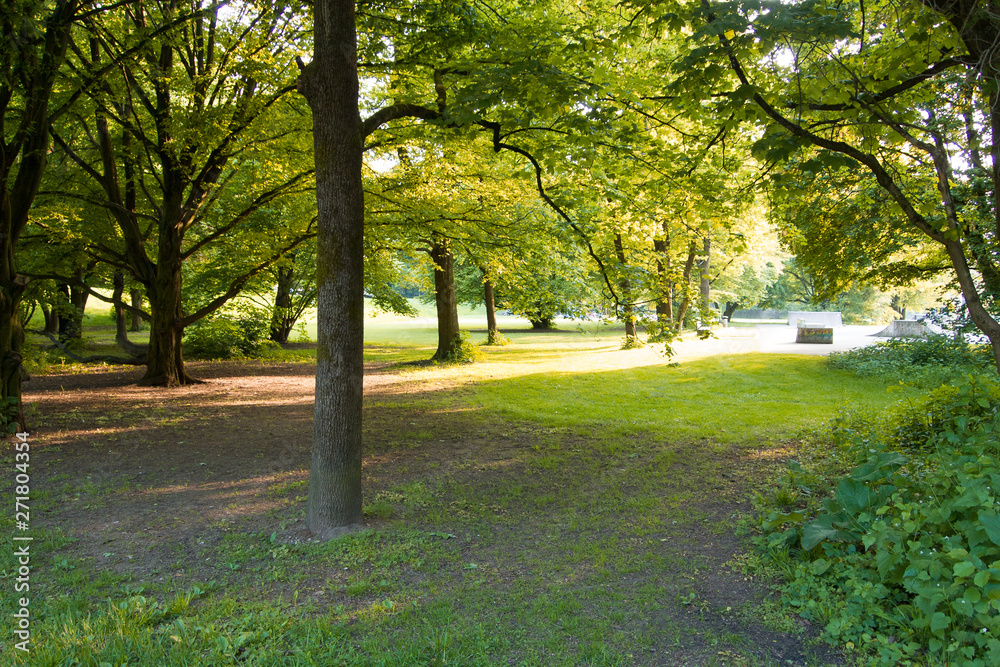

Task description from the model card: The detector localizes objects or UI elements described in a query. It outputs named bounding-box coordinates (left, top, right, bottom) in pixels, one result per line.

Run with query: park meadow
left=0, top=304, right=922, bottom=666
left=9, top=1, right=1000, bottom=664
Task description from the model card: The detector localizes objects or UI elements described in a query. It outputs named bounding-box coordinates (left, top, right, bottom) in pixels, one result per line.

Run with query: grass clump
left=828, top=335, right=993, bottom=387
left=483, top=330, right=511, bottom=346
left=756, top=373, right=1000, bottom=665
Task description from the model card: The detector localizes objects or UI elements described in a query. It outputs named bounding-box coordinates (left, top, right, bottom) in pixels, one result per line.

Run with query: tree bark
left=654, top=221, right=672, bottom=329
left=0, top=0, right=78, bottom=423
left=481, top=267, right=500, bottom=344
left=114, top=271, right=128, bottom=341
left=141, top=238, right=194, bottom=385
left=42, top=303, right=58, bottom=335
left=699, top=233, right=711, bottom=312
left=673, top=240, right=699, bottom=331
left=69, top=268, right=89, bottom=335
left=113, top=271, right=147, bottom=358
left=270, top=264, right=296, bottom=343
left=129, top=289, right=143, bottom=331
left=430, top=237, right=461, bottom=360
left=57, top=283, right=81, bottom=341
left=299, top=0, right=365, bottom=534
left=529, top=314, right=555, bottom=329
left=614, top=233, right=636, bottom=338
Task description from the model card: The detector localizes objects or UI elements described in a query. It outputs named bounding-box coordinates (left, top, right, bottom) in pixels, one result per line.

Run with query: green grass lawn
left=3, top=308, right=916, bottom=666
left=474, top=354, right=903, bottom=443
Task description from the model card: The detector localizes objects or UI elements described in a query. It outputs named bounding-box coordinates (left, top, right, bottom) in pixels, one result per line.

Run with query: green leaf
left=835, top=478, right=877, bottom=513
left=801, top=521, right=858, bottom=550
left=979, top=511, right=1000, bottom=547
left=954, top=561, right=976, bottom=578
left=930, top=612, right=950, bottom=632
left=811, top=558, right=832, bottom=575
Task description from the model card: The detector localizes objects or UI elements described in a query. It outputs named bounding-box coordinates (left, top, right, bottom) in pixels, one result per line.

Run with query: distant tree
left=683, top=0, right=1000, bottom=369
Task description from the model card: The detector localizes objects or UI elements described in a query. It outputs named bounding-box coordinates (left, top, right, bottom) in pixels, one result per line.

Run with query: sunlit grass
left=474, top=353, right=916, bottom=444
left=10, top=303, right=894, bottom=665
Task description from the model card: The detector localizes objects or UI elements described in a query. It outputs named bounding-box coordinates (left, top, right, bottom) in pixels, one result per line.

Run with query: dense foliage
left=183, top=305, right=279, bottom=360
left=759, top=356, right=1000, bottom=663
left=829, top=336, right=994, bottom=386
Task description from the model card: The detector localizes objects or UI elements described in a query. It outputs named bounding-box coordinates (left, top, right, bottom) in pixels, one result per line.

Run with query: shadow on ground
left=15, top=358, right=841, bottom=666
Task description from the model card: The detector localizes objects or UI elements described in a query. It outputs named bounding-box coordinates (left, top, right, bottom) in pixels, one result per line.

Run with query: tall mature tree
left=1, top=0, right=81, bottom=416
left=299, top=0, right=366, bottom=533
left=50, top=0, right=314, bottom=385
left=300, top=0, right=623, bottom=531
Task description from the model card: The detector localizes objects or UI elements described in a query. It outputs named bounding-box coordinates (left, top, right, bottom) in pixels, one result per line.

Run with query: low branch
left=30, top=329, right=146, bottom=366
left=795, top=57, right=966, bottom=112
left=362, top=103, right=440, bottom=139
left=178, top=227, right=316, bottom=328
left=477, top=119, right=621, bottom=305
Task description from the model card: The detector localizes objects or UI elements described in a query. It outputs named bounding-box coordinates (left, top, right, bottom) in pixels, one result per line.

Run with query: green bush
left=183, top=305, right=279, bottom=359
left=620, top=335, right=643, bottom=350
left=439, top=330, right=483, bottom=363
left=829, top=335, right=993, bottom=387
left=0, top=395, right=20, bottom=434
left=758, top=374, right=1000, bottom=665
left=483, top=330, right=511, bottom=346
left=21, top=341, right=50, bottom=376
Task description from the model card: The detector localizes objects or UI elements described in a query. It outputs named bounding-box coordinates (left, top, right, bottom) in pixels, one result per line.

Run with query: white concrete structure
left=787, top=311, right=844, bottom=328
left=875, top=320, right=935, bottom=338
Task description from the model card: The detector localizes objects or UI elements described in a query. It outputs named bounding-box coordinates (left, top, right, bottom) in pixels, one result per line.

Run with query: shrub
left=758, top=374, right=1000, bottom=665
left=483, top=330, right=511, bottom=346
left=829, top=335, right=993, bottom=387
left=21, top=341, right=50, bottom=376
left=439, top=330, right=483, bottom=363
left=292, top=321, right=311, bottom=343
left=183, top=305, right=280, bottom=359
left=620, top=335, right=643, bottom=350
left=0, top=395, right=20, bottom=434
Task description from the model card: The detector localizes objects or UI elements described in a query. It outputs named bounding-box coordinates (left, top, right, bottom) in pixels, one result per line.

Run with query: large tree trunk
left=299, top=0, right=365, bottom=534
left=140, top=234, right=195, bottom=386
left=430, top=238, right=461, bottom=360
left=0, top=272, right=26, bottom=429
left=0, top=0, right=78, bottom=426
left=614, top=233, right=636, bottom=339
left=481, top=267, right=500, bottom=345
left=0, top=192, right=28, bottom=423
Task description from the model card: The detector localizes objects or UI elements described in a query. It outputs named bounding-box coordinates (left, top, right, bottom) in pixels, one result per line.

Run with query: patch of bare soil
left=18, top=359, right=839, bottom=665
